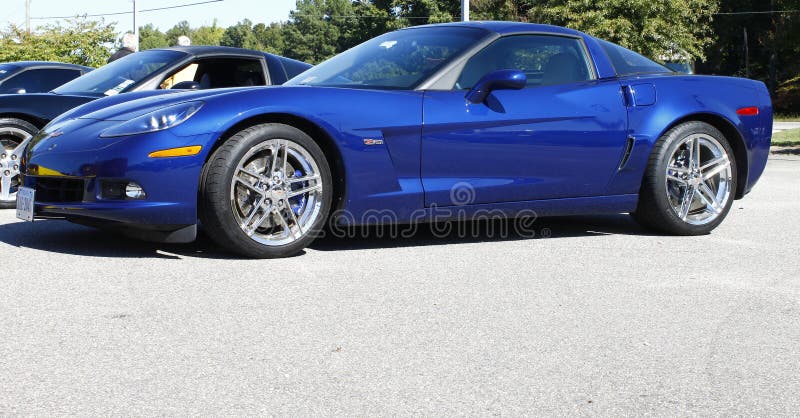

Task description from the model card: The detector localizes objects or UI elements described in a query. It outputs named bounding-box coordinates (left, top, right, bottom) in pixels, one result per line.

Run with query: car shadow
left=0, top=214, right=656, bottom=259
left=309, top=214, right=656, bottom=251
left=0, top=219, right=242, bottom=260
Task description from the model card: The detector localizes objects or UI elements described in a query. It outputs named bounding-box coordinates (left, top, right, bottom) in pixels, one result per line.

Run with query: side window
left=3, top=68, right=81, bottom=93
left=456, top=35, right=593, bottom=90
left=160, top=63, right=199, bottom=89
left=160, top=58, right=266, bottom=90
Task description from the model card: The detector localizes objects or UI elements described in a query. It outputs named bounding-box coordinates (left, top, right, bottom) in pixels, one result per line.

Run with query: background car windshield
left=598, top=40, right=671, bottom=76
left=286, top=27, right=488, bottom=89
left=0, top=64, right=19, bottom=80
left=53, top=50, right=187, bottom=96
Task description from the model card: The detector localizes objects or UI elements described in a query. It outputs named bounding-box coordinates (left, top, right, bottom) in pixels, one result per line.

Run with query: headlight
left=100, top=101, right=204, bottom=138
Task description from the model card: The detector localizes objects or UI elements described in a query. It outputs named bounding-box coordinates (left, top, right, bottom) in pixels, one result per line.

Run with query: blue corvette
left=19, top=22, right=772, bottom=258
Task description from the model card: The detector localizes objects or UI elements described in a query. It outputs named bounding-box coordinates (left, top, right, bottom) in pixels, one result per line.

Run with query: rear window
left=280, top=58, right=311, bottom=81
left=598, top=40, right=671, bottom=76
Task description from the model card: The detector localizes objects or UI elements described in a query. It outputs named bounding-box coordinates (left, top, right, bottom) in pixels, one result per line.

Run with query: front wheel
left=200, top=123, right=333, bottom=258
left=633, top=121, right=737, bottom=235
left=0, top=118, right=38, bottom=209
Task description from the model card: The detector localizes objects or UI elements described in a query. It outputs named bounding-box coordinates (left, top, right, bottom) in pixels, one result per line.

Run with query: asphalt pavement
left=1, top=156, right=798, bottom=415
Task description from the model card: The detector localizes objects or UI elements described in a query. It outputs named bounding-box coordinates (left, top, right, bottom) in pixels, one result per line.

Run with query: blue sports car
left=18, top=22, right=773, bottom=258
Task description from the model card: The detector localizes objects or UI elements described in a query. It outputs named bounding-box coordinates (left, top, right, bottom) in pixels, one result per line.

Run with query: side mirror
left=172, top=81, right=201, bottom=90
left=465, top=69, right=526, bottom=104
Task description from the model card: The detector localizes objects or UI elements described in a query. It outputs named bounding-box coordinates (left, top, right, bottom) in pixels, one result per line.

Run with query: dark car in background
left=0, top=46, right=311, bottom=207
left=0, top=61, right=92, bottom=94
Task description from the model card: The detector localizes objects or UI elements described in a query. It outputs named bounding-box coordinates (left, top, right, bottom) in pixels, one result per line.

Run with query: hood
left=0, top=92, right=101, bottom=124
left=71, top=87, right=268, bottom=122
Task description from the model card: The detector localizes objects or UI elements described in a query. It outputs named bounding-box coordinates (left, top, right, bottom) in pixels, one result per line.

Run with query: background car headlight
left=100, top=101, right=204, bottom=138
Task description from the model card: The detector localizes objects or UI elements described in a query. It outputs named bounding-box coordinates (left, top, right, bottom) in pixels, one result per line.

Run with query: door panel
left=421, top=79, right=627, bottom=206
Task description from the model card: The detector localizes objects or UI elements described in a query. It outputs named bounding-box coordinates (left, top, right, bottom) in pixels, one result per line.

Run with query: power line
left=714, top=9, right=800, bottom=15
left=31, top=0, right=223, bottom=20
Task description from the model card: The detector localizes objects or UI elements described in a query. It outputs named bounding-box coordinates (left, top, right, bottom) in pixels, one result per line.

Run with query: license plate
left=16, top=186, right=35, bottom=222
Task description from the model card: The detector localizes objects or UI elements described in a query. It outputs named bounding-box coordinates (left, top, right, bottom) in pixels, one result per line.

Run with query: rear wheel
left=633, top=121, right=737, bottom=235
left=0, top=118, right=38, bottom=209
left=200, top=123, right=332, bottom=258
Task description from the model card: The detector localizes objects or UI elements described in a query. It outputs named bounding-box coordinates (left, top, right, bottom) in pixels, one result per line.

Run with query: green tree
left=253, top=22, right=286, bottom=54
left=220, top=19, right=258, bottom=48
left=165, top=20, right=192, bottom=46
left=281, top=0, right=344, bottom=63
left=395, top=0, right=457, bottom=25
left=526, top=0, right=719, bottom=62
left=138, top=23, right=168, bottom=50
left=0, top=17, right=117, bottom=67
left=193, top=21, right=225, bottom=46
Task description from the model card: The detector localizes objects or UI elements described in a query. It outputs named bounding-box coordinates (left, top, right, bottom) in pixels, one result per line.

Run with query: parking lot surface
left=1, top=156, right=799, bottom=415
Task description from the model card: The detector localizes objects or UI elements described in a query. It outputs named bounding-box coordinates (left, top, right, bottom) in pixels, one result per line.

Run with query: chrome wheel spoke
left=269, top=140, right=284, bottom=174
left=678, top=186, right=696, bottom=220
left=700, top=155, right=728, bottom=172
left=234, top=177, right=264, bottom=195
left=667, top=172, right=687, bottom=185
left=702, top=160, right=730, bottom=181
left=238, top=167, right=264, bottom=180
left=241, top=200, right=272, bottom=236
left=0, top=174, right=12, bottom=201
left=697, top=182, right=722, bottom=214
left=285, top=198, right=302, bottom=233
left=274, top=206, right=298, bottom=239
left=287, top=174, right=320, bottom=184
left=287, top=183, right=322, bottom=198
left=240, top=196, right=265, bottom=227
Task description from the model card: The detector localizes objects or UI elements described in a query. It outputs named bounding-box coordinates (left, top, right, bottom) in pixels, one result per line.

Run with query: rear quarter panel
left=607, top=74, right=772, bottom=197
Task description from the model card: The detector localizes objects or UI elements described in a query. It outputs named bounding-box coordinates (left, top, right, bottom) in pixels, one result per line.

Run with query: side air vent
left=617, top=136, right=635, bottom=171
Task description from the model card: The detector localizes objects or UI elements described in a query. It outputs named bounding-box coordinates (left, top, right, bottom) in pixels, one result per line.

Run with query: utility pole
left=133, top=0, right=139, bottom=43
left=743, top=27, right=749, bottom=79
left=461, top=0, right=469, bottom=21
left=25, top=0, right=31, bottom=34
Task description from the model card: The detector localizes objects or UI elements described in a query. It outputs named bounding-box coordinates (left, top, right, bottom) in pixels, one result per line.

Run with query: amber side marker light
left=736, top=107, right=760, bottom=116
left=148, top=145, right=202, bottom=158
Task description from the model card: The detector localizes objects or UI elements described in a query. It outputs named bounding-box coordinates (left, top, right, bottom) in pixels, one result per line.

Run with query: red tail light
left=736, top=107, right=760, bottom=116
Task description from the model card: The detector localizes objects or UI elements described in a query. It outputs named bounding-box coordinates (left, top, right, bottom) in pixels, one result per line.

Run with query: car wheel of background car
left=200, top=123, right=333, bottom=258
left=0, top=118, right=38, bottom=209
left=633, top=121, right=737, bottom=235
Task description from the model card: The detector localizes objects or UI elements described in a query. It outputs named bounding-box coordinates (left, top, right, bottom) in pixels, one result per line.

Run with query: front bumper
left=23, top=121, right=216, bottom=239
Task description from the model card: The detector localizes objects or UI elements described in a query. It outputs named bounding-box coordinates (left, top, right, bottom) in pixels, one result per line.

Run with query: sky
left=1, top=0, right=297, bottom=34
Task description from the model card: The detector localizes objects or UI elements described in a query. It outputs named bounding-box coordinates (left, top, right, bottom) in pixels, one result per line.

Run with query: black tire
left=199, top=123, right=333, bottom=258
left=0, top=118, right=39, bottom=209
left=633, top=121, right=737, bottom=235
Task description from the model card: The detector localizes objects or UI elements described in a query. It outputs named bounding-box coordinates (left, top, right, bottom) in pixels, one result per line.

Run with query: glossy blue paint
left=422, top=79, right=628, bottom=205
left=22, top=22, right=773, bottom=241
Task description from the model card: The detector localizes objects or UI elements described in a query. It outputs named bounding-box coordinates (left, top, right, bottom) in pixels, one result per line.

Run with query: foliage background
left=0, top=0, right=798, bottom=111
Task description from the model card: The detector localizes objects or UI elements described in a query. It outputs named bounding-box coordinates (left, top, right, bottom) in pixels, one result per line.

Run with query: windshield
left=286, top=26, right=488, bottom=90
left=0, top=64, right=20, bottom=81
left=53, top=50, right=187, bottom=96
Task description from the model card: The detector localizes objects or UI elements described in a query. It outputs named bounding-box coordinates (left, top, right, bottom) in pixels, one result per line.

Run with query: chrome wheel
left=665, top=133, right=733, bottom=225
left=0, top=126, right=33, bottom=204
left=229, top=138, right=324, bottom=246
